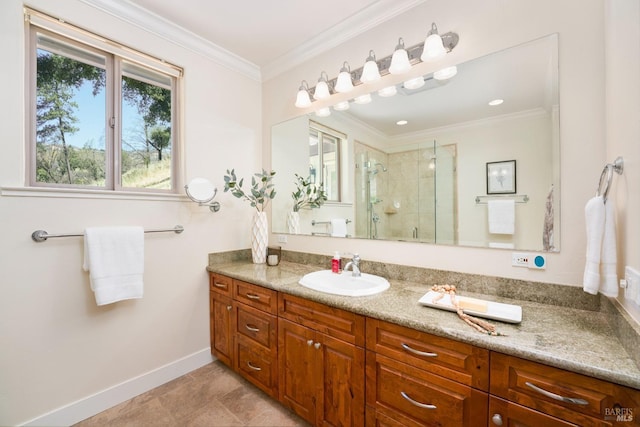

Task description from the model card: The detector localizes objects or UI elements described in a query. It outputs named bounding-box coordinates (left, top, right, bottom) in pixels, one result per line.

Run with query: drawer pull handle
left=245, top=324, right=260, bottom=333
left=307, top=340, right=314, bottom=346
left=246, top=293, right=261, bottom=300
left=401, top=343, right=437, bottom=358
left=247, top=361, right=262, bottom=371
left=214, top=282, right=227, bottom=289
left=400, top=391, right=436, bottom=409
left=525, top=382, right=589, bottom=406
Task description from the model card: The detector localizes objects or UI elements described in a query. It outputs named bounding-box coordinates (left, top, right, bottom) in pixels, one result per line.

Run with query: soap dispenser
left=332, top=251, right=342, bottom=273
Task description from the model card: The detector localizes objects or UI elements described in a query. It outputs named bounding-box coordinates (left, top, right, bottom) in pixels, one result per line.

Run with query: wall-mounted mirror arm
left=185, top=178, right=221, bottom=212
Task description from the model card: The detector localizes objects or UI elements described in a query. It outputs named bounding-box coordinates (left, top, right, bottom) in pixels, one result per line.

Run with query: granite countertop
left=207, top=259, right=640, bottom=391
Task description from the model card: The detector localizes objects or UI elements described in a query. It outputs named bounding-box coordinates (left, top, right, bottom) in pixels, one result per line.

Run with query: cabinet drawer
left=234, top=336, right=277, bottom=398
left=278, top=293, right=365, bottom=346
left=235, top=302, right=277, bottom=351
left=491, top=352, right=640, bottom=426
left=366, top=318, right=489, bottom=390
left=234, top=280, right=278, bottom=315
left=489, top=396, right=580, bottom=427
left=366, top=351, right=488, bottom=427
left=209, top=273, right=232, bottom=296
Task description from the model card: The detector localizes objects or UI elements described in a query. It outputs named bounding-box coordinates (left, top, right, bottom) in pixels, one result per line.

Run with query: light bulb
left=334, top=62, right=353, bottom=93
left=316, top=107, right=331, bottom=117
left=421, top=23, right=447, bottom=62
left=313, top=72, right=331, bottom=100
left=294, top=81, right=311, bottom=108
left=404, top=76, right=425, bottom=90
left=334, top=101, right=350, bottom=111
left=433, top=66, right=457, bottom=80
left=389, top=38, right=411, bottom=75
left=354, top=94, right=372, bottom=104
left=378, top=86, right=397, bottom=97
left=361, top=50, right=381, bottom=83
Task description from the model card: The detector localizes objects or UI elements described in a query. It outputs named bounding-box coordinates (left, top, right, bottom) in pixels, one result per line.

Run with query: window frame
left=309, top=121, right=344, bottom=203
left=25, top=8, right=182, bottom=194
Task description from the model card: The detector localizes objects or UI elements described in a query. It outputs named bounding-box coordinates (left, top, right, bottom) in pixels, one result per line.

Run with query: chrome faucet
left=343, top=253, right=361, bottom=277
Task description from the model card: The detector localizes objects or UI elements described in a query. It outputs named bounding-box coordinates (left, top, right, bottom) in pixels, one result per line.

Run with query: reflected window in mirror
left=309, top=121, right=344, bottom=202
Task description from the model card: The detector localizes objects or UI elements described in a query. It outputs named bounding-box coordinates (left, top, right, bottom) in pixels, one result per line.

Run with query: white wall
left=605, top=0, right=640, bottom=319
left=0, top=0, right=262, bottom=425
left=263, top=0, right=606, bottom=286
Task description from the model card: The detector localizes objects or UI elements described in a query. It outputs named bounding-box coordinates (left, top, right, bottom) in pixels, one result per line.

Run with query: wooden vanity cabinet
left=490, top=352, right=640, bottom=427
left=365, top=318, right=489, bottom=427
left=209, top=273, right=234, bottom=366
left=278, top=293, right=366, bottom=427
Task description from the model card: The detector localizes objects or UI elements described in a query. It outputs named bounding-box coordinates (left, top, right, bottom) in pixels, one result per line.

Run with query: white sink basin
left=299, top=270, right=390, bottom=297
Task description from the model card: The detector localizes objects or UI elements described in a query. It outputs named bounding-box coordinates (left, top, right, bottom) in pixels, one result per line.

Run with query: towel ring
left=596, top=156, right=624, bottom=203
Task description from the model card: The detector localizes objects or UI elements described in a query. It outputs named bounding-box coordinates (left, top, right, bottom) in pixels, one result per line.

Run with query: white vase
left=287, top=211, right=300, bottom=234
left=251, top=211, right=268, bottom=264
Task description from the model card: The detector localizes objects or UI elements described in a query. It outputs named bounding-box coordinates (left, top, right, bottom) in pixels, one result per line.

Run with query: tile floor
left=74, top=360, right=309, bottom=426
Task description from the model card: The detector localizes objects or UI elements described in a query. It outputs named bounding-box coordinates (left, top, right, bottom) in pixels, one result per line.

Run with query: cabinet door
left=278, top=318, right=320, bottom=425
left=489, top=396, right=581, bottom=427
left=317, top=333, right=365, bottom=427
left=210, top=291, right=233, bottom=366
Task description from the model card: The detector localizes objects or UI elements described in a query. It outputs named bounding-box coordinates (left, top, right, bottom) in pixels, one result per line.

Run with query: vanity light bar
left=297, top=29, right=459, bottom=107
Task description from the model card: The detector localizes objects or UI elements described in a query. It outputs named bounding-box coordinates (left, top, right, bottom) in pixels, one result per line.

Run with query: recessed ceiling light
left=396, top=120, right=408, bottom=126
left=488, top=99, right=504, bottom=106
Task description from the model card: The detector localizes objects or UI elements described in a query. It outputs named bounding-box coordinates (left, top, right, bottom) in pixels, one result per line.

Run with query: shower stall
left=353, top=140, right=457, bottom=243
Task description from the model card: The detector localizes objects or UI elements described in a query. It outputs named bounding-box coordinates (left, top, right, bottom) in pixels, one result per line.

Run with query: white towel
left=330, top=218, right=348, bottom=237
left=83, top=226, right=144, bottom=306
left=488, top=200, right=515, bottom=235
left=583, top=196, right=618, bottom=296
left=542, top=185, right=554, bottom=251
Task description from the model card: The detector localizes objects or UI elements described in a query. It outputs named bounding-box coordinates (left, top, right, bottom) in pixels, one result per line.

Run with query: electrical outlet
left=624, top=266, right=640, bottom=305
left=512, top=252, right=529, bottom=268
left=277, top=235, right=287, bottom=244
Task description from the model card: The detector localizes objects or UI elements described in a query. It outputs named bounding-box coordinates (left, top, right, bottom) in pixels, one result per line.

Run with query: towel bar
left=475, top=195, right=529, bottom=204
left=311, top=219, right=351, bottom=226
left=596, top=156, right=624, bottom=203
left=31, top=225, right=184, bottom=242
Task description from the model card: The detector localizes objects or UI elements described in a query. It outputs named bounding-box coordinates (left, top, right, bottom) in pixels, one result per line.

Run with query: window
left=309, top=121, right=344, bottom=202
left=26, top=8, right=181, bottom=192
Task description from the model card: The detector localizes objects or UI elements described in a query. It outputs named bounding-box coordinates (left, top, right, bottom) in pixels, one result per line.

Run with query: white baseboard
left=22, top=348, right=214, bottom=427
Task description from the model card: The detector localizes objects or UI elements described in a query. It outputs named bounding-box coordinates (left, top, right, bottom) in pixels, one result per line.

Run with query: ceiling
left=124, top=0, right=422, bottom=74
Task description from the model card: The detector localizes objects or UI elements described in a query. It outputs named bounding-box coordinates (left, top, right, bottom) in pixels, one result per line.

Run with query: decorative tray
left=418, top=291, right=522, bottom=324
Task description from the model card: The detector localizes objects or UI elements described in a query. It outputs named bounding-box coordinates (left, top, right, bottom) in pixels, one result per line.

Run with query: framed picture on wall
left=486, top=160, right=516, bottom=194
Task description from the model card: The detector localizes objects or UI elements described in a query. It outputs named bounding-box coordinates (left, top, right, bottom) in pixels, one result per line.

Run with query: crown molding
left=78, top=0, right=262, bottom=81
left=261, top=0, right=426, bottom=81
left=78, top=0, right=426, bottom=83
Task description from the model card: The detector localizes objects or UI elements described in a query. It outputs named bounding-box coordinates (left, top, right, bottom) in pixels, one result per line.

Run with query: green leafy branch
left=223, top=169, right=276, bottom=212
left=291, top=174, right=327, bottom=212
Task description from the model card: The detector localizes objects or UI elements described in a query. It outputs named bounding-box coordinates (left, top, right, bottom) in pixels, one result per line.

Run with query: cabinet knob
left=226, top=305, right=232, bottom=311
left=307, top=340, right=314, bottom=346
left=491, top=414, right=503, bottom=426
left=314, top=342, right=321, bottom=349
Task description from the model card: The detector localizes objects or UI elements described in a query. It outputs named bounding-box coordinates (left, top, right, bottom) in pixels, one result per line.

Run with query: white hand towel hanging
left=330, top=218, right=348, bottom=237
left=583, top=196, right=617, bottom=296
left=83, top=226, right=144, bottom=306
left=488, top=199, right=515, bottom=235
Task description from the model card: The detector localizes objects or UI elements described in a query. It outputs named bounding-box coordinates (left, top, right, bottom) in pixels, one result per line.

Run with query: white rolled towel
left=583, top=196, right=605, bottom=295
left=330, top=219, right=348, bottom=237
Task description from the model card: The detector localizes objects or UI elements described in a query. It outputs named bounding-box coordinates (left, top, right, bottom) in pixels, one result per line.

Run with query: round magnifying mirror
left=185, top=177, right=217, bottom=203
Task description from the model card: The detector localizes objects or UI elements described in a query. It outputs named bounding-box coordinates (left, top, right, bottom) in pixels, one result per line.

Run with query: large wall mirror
left=272, top=34, right=560, bottom=252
